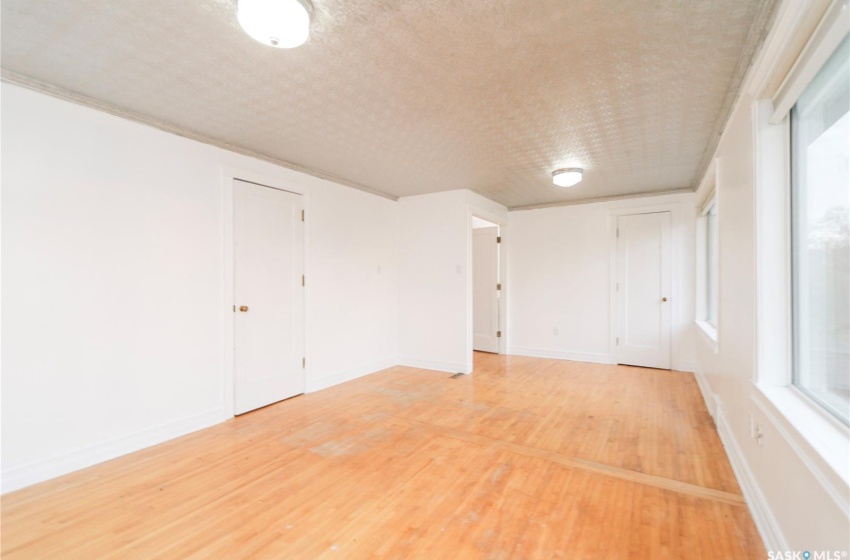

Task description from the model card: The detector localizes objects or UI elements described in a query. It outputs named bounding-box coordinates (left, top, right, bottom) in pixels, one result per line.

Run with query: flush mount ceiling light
left=238, top=0, right=312, bottom=48
left=552, top=168, right=583, bottom=187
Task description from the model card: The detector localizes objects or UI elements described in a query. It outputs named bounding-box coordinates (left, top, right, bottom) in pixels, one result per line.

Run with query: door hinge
left=302, top=274, right=305, bottom=287
left=496, top=283, right=502, bottom=291
left=616, top=228, right=619, bottom=238
left=301, top=209, right=305, bottom=222
left=302, top=357, right=306, bottom=369
left=233, top=304, right=236, bottom=312
left=496, top=330, right=502, bottom=338
left=616, top=337, right=620, bottom=345
left=496, top=236, right=501, bottom=244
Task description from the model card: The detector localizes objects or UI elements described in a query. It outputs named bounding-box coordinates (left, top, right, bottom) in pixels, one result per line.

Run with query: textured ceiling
left=1, top=0, right=774, bottom=208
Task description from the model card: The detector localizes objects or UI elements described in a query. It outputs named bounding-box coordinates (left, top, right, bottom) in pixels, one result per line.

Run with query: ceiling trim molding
left=691, top=0, right=781, bottom=191
left=0, top=69, right=399, bottom=202
left=509, top=188, right=694, bottom=212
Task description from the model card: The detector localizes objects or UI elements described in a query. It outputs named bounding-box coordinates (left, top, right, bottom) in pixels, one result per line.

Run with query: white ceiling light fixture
left=238, top=0, right=313, bottom=48
left=552, top=168, right=583, bottom=187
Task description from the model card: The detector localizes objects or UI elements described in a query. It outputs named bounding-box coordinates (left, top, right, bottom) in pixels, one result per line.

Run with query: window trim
left=703, top=200, right=719, bottom=329
left=753, top=385, right=849, bottom=514
left=787, top=39, right=850, bottom=427
left=695, top=168, right=719, bottom=351
left=752, top=0, right=849, bottom=489
left=770, top=0, right=850, bottom=123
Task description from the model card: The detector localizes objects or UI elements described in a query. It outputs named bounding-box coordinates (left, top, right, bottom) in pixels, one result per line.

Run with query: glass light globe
left=238, top=0, right=311, bottom=48
left=552, top=168, right=584, bottom=187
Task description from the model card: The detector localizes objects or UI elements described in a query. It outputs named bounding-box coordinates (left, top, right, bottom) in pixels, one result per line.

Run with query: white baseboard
left=673, top=360, right=696, bottom=373
left=713, top=398, right=788, bottom=552
left=398, top=357, right=470, bottom=374
left=693, top=369, right=717, bottom=418
left=1, top=407, right=229, bottom=494
left=306, top=358, right=397, bottom=392
left=507, top=346, right=613, bottom=365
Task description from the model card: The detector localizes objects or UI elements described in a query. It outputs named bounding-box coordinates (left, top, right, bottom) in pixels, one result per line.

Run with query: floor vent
left=449, top=373, right=465, bottom=379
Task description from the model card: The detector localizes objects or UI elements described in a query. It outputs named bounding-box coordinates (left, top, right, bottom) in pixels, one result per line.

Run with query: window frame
left=703, top=200, right=719, bottom=329
left=695, top=165, right=719, bottom=351
left=787, top=38, right=850, bottom=427
left=752, top=0, right=849, bottom=491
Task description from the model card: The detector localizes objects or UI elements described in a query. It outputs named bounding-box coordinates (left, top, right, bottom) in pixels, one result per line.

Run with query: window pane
left=791, top=36, right=850, bottom=425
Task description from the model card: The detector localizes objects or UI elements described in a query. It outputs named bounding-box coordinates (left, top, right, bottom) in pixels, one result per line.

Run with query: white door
left=473, top=226, right=500, bottom=353
left=234, top=180, right=305, bottom=415
left=615, top=212, right=672, bottom=369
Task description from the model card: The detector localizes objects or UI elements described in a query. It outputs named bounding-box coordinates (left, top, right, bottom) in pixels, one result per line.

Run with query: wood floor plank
left=389, top=416, right=746, bottom=506
left=1, top=353, right=765, bottom=559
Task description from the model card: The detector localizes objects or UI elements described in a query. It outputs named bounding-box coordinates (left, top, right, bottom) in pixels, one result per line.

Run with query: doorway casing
left=608, top=202, right=685, bottom=371
left=222, top=167, right=310, bottom=417
left=467, top=206, right=509, bottom=373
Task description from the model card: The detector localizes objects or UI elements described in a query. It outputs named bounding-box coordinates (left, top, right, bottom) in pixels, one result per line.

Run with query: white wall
left=690, top=0, right=850, bottom=550
left=397, top=190, right=470, bottom=373
left=0, top=83, right=398, bottom=492
left=304, top=182, right=398, bottom=391
left=507, top=193, right=696, bottom=370
left=397, top=190, right=508, bottom=374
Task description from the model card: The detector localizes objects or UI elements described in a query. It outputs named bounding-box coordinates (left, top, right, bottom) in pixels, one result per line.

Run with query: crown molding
left=0, top=69, right=399, bottom=202
left=691, top=0, right=781, bottom=192
left=509, top=187, right=694, bottom=212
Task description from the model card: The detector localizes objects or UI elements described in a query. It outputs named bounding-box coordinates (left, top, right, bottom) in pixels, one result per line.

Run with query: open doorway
left=472, top=216, right=501, bottom=354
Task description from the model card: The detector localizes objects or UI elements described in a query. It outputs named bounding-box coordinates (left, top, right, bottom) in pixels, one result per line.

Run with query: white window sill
left=754, top=384, right=850, bottom=501
left=695, top=320, right=719, bottom=353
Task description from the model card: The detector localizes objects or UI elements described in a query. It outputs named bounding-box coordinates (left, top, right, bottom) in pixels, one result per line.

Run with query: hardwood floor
left=1, top=353, right=765, bottom=559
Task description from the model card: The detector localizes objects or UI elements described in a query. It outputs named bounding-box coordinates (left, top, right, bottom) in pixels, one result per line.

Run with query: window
left=704, top=202, right=719, bottom=327
left=696, top=191, right=719, bottom=344
left=790, top=35, right=849, bottom=426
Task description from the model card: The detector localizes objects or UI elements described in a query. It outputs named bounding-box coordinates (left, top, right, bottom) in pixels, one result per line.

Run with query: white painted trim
left=221, top=173, right=236, bottom=419
left=693, top=369, right=717, bottom=418
left=692, top=367, right=787, bottom=552
left=752, top=101, right=793, bottom=387
left=466, top=194, right=509, bottom=371
left=507, top=347, right=613, bottom=365
left=221, top=168, right=309, bottom=416
left=605, top=202, right=685, bottom=218
left=712, top=394, right=723, bottom=419
left=695, top=159, right=718, bottom=210
left=702, top=0, right=834, bottom=187
left=305, top=358, right=397, bottom=392
left=690, top=0, right=779, bottom=191
left=753, top=387, right=850, bottom=513
left=695, top=320, right=719, bottom=354
left=714, top=403, right=789, bottom=552
left=468, top=207, right=507, bottom=229
left=398, top=357, right=473, bottom=374
left=770, top=0, right=850, bottom=123
left=468, top=209, right=507, bottom=357
left=509, top=188, right=693, bottom=211
left=673, top=361, right=696, bottom=373
left=1, top=408, right=229, bottom=494
left=0, top=71, right=398, bottom=202
left=608, top=203, right=681, bottom=370
left=694, top=179, right=720, bottom=346
left=745, top=0, right=833, bottom=98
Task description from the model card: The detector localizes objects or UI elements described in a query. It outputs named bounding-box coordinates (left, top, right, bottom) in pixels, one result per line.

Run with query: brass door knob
left=239, top=305, right=249, bottom=312
left=661, top=297, right=668, bottom=302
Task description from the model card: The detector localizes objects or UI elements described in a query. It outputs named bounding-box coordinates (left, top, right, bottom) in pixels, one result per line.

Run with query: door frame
left=471, top=224, right=500, bottom=354
left=467, top=208, right=508, bottom=371
left=221, top=167, right=309, bottom=417
left=608, top=202, right=683, bottom=370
